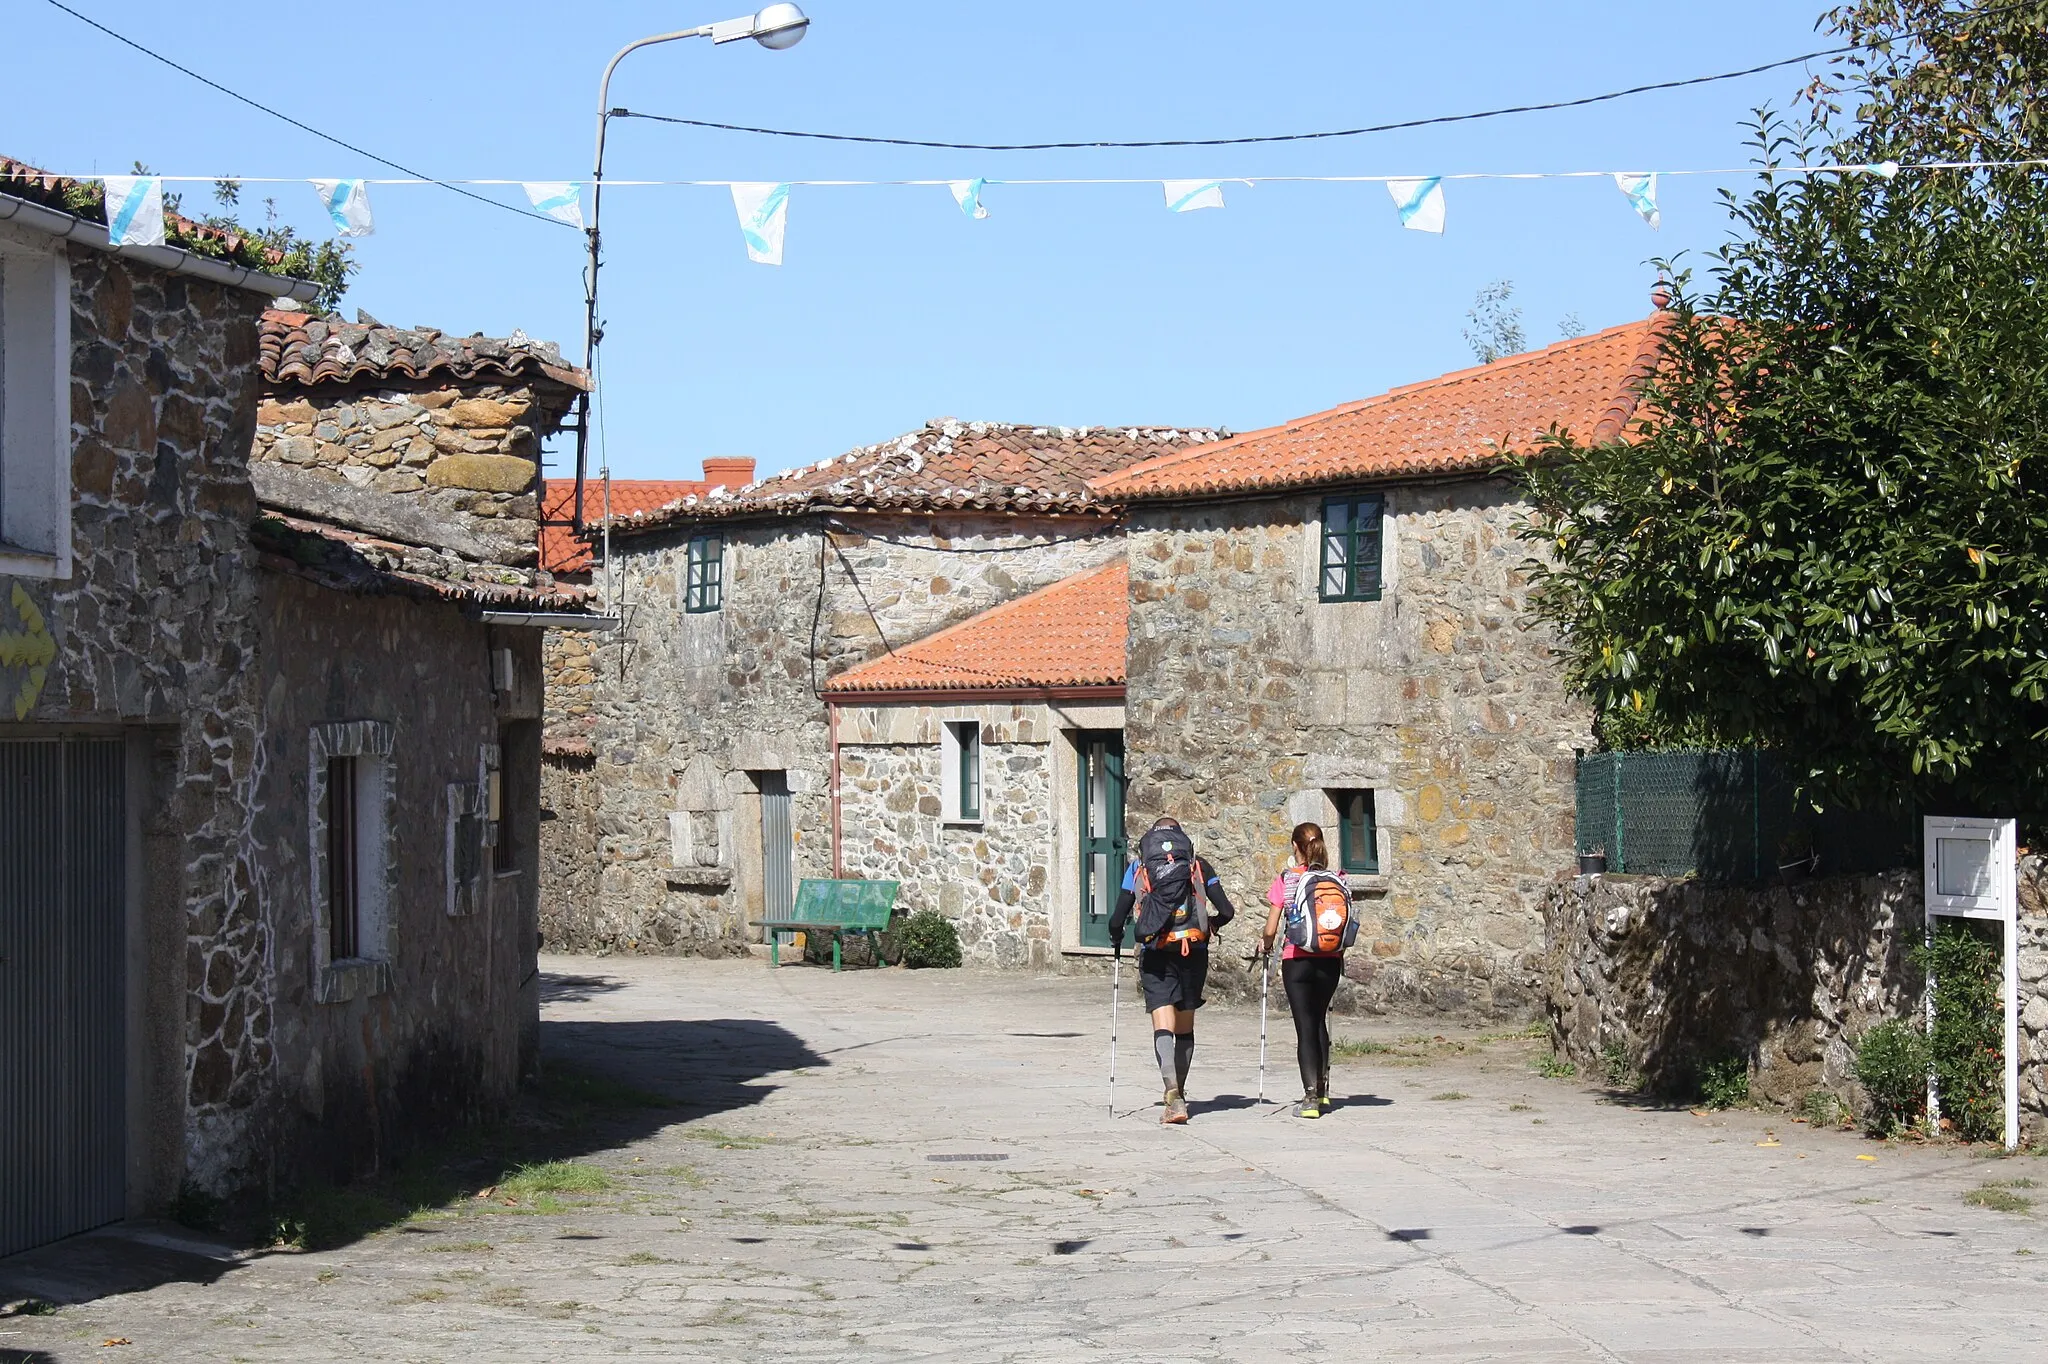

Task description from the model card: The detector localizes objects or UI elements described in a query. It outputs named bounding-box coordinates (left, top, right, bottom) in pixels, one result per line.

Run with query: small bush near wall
left=900, top=911, right=963, bottom=970
left=1916, top=920, right=2005, bottom=1143
left=1697, top=1056, right=1752, bottom=1110
left=1854, top=1020, right=1932, bottom=1137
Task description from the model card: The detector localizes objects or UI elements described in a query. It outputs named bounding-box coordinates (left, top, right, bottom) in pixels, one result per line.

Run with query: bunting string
left=55, top=158, right=2028, bottom=265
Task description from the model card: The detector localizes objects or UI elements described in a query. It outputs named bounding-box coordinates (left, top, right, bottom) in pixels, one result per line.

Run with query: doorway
left=1076, top=731, right=1126, bottom=949
left=0, top=737, right=128, bottom=1257
left=755, top=771, right=795, bottom=948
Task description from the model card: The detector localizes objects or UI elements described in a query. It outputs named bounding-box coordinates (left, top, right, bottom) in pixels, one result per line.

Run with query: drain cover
left=926, top=1153, right=1010, bottom=1163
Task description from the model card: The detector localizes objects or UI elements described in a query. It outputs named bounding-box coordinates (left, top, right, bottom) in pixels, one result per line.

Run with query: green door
left=1077, top=731, right=1126, bottom=949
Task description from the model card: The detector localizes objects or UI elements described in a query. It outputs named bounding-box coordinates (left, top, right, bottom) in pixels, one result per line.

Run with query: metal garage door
left=0, top=738, right=127, bottom=1258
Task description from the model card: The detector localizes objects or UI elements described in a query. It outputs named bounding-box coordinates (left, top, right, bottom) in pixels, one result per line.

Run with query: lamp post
left=571, top=3, right=810, bottom=536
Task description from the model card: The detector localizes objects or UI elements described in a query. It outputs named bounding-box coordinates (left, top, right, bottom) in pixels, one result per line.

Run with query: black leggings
left=1282, top=955, right=1343, bottom=1097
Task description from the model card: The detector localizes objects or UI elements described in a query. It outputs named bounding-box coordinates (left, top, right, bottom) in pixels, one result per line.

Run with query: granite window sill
left=666, top=864, right=734, bottom=890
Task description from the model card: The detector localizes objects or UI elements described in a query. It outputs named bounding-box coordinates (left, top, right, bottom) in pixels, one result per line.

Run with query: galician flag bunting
left=1613, top=172, right=1660, bottom=229
left=730, top=182, right=791, bottom=265
left=1385, top=177, right=1446, bottom=233
left=101, top=175, right=164, bottom=248
left=1162, top=179, right=1228, bottom=212
left=948, top=179, right=990, bottom=220
left=522, top=182, right=584, bottom=227
left=311, top=179, right=375, bottom=237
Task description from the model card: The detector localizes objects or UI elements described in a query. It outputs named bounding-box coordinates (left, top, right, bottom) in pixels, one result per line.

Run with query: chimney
left=701, top=456, right=757, bottom=488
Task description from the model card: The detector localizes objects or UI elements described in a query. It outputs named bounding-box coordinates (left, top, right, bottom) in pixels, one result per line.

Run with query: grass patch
left=1964, top=1182, right=2035, bottom=1214
left=480, top=1286, right=525, bottom=1306
left=1508, top=1103, right=1535, bottom=1112
left=501, top=1161, right=613, bottom=1198
left=684, top=1127, right=779, bottom=1150
left=1331, top=1038, right=1394, bottom=1058
left=618, top=1251, right=674, bottom=1266
left=539, top=1068, right=672, bottom=1113
left=1429, top=1091, right=1470, bottom=1101
left=399, top=1288, right=448, bottom=1305
left=425, top=1240, right=494, bottom=1254
left=1536, top=1054, right=1576, bottom=1079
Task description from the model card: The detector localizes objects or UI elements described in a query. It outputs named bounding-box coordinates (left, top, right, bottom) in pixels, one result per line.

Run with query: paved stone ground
left=5, top=954, right=2046, bottom=1362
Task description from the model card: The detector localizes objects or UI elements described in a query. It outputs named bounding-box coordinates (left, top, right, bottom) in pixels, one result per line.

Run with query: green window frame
left=685, top=534, right=724, bottom=613
left=1335, top=789, right=1379, bottom=874
left=954, top=722, right=982, bottom=821
left=1319, top=495, right=1385, bottom=602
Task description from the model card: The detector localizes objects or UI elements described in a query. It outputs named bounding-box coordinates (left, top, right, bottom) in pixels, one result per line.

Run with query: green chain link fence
left=1574, top=750, right=1916, bottom=882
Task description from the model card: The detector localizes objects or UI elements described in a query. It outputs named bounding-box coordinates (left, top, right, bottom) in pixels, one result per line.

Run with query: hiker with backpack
left=1257, top=822, right=1359, bottom=1119
left=1107, top=817, right=1237, bottom=1124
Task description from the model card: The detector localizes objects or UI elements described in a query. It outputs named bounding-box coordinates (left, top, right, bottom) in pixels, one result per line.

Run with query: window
left=941, top=720, right=983, bottom=823
left=493, top=724, right=534, bottom=874
left=1319, top=495, right=1385, bottom=602
left=310, top=721, right=393, bottom=1000
left=0, top=233, right=74, bottom=577
left=685, top=534, right=724, bottom=612
left=446, top=780, right=484, bottom=916
left=1333, top=789, right=1379, bottom=874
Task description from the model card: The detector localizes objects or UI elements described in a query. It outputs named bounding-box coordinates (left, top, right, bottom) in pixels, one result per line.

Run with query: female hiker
left=1258, top=822, right=1352, bottom=1119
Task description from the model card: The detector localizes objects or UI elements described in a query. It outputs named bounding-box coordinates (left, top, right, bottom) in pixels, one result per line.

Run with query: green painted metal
left=752, top=878, right=899, bottom=970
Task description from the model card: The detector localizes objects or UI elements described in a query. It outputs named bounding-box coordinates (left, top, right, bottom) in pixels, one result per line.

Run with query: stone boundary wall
left=1548, top=864, right=2048, bottom=1140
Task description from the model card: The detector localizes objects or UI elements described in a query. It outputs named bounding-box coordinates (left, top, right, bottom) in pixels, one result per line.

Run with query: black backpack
left=1132, top=824, right=1208, bottom=948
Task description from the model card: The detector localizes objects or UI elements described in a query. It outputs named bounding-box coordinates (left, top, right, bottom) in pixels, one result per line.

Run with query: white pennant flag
left=947, top=178, right=990, bottom=220
left=1162, top=179, right=1228, bottom=213
left=1385, top=177, right=1446, bottom=233
left=311, top=179, right=375, bottom=237
left=730, top=182, right=791, bottom=265
left=101, top=175, right=164, bottom=248
left=522, top=182, right=585, bottom=228
left=1613, top=172, right=1660, bottom=230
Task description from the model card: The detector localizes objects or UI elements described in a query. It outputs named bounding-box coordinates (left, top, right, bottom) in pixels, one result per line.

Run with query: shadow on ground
left=0, top=985, right=823, bottom=1311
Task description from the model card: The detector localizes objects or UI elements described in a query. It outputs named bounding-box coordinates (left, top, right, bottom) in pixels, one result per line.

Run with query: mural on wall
left=0, top=583, right=54, bottom=719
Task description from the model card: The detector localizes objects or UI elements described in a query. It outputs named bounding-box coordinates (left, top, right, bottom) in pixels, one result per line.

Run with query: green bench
left=751, top=878, right=899, bottom=970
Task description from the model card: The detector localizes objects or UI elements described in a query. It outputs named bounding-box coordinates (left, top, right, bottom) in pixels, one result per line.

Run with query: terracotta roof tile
left=824, top=561, right=1127, bottom=695
left=253, top=513, right=589, bottom=611
left=1092, top=318, right=1666, bottom=501
left=613, top=420, right=1225, bottom=533
left=260, top=310, right=590, bottom=394
left=540, top=478, right=713, bottom=573
left=1, top=156, right=267, bottom=262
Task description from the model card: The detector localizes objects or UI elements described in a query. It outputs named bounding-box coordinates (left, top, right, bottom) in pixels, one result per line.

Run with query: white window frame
left=0, top=227, right=74, bottom=579
left=310, top=721, right=396, bottom=1002
left=939, top=719, right=984, bottom=825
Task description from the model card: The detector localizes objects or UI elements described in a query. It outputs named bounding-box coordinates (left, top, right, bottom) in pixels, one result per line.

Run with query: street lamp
left=571, top=5, right=810, bottom=535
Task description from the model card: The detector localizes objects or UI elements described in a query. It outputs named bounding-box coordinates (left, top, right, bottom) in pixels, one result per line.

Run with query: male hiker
left=1107, top=817, right=1237, bottom=1123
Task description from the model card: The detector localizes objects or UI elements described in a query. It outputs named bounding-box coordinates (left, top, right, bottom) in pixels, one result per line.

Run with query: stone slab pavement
left=4, top=953, right=2045, bottom=1362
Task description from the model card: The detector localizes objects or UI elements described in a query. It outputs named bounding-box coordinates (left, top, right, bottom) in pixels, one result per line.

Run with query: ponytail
left=1291, top=821, right=1328, bottom=871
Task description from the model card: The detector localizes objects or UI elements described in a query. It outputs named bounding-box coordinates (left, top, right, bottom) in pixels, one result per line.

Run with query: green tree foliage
left=1853, top=1018, right=1931, bottom=1136
left=1520, top=0, right=2048, bottom=817
left=1463, top=280, right=1525, bottom=365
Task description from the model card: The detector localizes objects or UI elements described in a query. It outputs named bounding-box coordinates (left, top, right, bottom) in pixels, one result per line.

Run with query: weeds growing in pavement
left=1964, top=1181, right=2036, bottom=1214
left=1331, top=1038, right=1392, bottom=1058
left=1536, top=1054, right=1577, bottom=1079
left=1697, top=1056, right=1751, bottom=1110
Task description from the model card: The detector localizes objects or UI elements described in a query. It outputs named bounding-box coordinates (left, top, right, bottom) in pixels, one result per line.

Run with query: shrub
left=899, top=910, right=962, bottom=969
left=1913, top=921, right=2005, bottom=1143
left=1600, top=1039, right=1639, bottom=1090
left=1854, top=1019, right=1931, bottom=1137
left=1799, top=1089, right=1844, bottom=1128
left=1698, top=1055, right=1751, bottom=1110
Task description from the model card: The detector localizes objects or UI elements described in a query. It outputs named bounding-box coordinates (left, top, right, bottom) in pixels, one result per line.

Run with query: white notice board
left=1921, top=816, right=2019, bottom=1150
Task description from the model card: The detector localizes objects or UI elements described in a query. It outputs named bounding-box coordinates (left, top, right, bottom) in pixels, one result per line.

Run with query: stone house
left=1089, top=318, right=1664, bottom=1017
left=541, top=421, right=1220, bottom=957
left=823, top=560, right=1129, bottom=966
left=0, top=166, right=594, bottom=1258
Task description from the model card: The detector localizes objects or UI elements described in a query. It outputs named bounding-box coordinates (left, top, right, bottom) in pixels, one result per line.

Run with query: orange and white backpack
left=1284, top=866, right=1356, bottom=955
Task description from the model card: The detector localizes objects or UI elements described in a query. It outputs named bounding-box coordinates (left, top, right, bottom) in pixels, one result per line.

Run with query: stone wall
left=834, top=704, right=1059, bottom=969
left=252, top=383, right=548, bottom=567
left=1124, top=480, right=1591, bottom=1018
left=1550, top=865, right=2048, bottom=1140
left=547, top=512, right=1118, bottom=955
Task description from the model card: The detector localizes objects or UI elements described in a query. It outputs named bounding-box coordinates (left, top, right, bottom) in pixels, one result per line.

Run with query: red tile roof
left=1091, top=318, right=1666, bottom=501
left=260, top=310, right=590, bottom=394
left=1, top=156, right=271, bottom=264
left=823, top=561, right=1127, bottom=696
left=611, top=420, right=1225, bottom=534
left=540, top=478, right=716, bottom=573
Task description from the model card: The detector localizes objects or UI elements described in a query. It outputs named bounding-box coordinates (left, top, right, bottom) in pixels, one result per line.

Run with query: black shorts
left=1137, top=945, right=1210, bottom=1012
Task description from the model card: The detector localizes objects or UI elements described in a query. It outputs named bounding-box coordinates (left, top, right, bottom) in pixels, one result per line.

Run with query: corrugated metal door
left=0, top=738, right=127, bottom=1258
left=759, top=772, right=794, bottom=925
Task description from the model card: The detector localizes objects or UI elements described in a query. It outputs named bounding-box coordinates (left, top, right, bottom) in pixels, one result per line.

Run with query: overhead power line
left=609, top=1, right=2047, bottom=153
left=39, top=0, right=568, bottom=228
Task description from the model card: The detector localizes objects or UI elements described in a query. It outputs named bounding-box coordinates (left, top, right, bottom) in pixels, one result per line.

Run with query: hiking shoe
left=1162, top=1091, right=1190, bottom=1125
left=1294, top=1097, right=1323, bottom=1120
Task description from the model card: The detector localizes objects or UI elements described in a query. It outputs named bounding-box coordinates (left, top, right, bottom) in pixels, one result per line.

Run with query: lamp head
left=751, top=3, right=809, bottom=48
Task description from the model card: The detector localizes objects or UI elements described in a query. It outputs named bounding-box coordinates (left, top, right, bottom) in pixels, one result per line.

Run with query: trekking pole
left=1109, top=947, right=1121, bottom=1119
left=1257, top=943, right=1272, bottom=1106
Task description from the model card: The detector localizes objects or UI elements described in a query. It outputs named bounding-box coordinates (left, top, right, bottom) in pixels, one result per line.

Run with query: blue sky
left=11, top=1, right=1830, bottom=482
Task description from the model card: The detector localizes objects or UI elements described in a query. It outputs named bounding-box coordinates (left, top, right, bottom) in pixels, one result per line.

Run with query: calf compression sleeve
left=1154, top=1030, right=1178, bottom=1091
left=1175, top=1032, right=1195, bottom=1089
